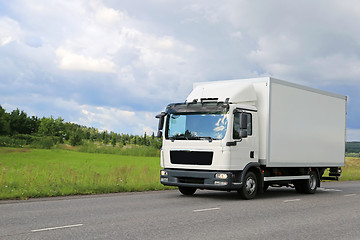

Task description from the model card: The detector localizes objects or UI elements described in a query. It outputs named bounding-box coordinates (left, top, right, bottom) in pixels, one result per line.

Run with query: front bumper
left=160, top=169, right=243, bottom=190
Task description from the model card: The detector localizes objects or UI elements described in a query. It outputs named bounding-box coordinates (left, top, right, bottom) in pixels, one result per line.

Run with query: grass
left=0, top=147, right=359, bottom=200
left=340, top=157, right=360, bottom=181
left=0, top=147, right=171, bottom=200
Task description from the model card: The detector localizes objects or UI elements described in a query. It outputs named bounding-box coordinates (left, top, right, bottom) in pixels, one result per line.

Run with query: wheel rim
left=309, top=174, right=317, bottom=190
left=246, top=177, right=256, bottom=195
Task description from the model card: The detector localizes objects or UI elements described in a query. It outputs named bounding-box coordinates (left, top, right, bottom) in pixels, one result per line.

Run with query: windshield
left=166, top=113, right=228, bottom=140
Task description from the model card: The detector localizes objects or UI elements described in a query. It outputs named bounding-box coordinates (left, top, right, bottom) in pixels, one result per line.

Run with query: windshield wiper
left=170, top=135, right=189, bottom=142
left=196, top=136, right=215, bottom=142
left=170, top=136, right=215, bottom=142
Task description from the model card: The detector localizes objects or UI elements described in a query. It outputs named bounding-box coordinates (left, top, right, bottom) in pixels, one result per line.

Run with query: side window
left=233, top=113, right=241, bottom=139
left=233, top=112, right=252, bottom=139
left=246, top=113, right=252, bottom=135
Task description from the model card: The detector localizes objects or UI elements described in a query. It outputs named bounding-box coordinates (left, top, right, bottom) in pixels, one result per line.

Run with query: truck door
left=230, top=110, right=258, bottom=169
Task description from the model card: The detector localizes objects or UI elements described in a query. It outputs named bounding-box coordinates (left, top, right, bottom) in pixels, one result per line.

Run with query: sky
left=0, top=0, right=359, bottom=140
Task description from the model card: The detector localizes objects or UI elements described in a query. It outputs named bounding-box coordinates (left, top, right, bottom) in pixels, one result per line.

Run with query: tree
left=38, top=116, right=64, bottom=137
left=29, top=116, right=40, bottom=134
left=111, top=133, right=117, bottom=147
left=9, top=108, right=34, bottom=134
left=0, top=105, right=10, bottom=135
left=103, top=131, right=110, bottom=144
left=69, top=129, right=82, bottom=146
left=141, top=132, right=148, bottom=146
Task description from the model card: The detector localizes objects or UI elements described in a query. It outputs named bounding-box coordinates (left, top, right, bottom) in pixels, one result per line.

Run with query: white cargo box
left=187, top=77, right=346, bottom=167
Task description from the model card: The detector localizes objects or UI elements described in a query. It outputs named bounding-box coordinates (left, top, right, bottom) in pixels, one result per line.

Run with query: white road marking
left=193, top=207, right=220, bottom=212
left=283, top=199, right=301, bottom=203
left=31, top=224, right=83, bottom=233
left=344, top=194, right=357, bottom=197
left=318, top=188, right=342, bottom=192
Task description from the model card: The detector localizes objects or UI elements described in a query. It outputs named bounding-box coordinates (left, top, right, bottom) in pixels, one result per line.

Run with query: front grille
left=178, top=177, right=204, bottom=184
left=170, top=151, right=213, bottom=165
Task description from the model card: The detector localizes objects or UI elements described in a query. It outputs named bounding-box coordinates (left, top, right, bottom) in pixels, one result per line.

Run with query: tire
left=238, top=171, right=258, bottom=200
left=294, top=171, right=318, bottom=194
left=178, top=186, right=197, bottom=196
left=303, top=171, right=318, bottom=194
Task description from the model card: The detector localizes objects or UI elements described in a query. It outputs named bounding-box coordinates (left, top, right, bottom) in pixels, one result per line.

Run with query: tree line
left=346, top=142, right=360, bottom=157
left=0, top=105, right=161, bottom=148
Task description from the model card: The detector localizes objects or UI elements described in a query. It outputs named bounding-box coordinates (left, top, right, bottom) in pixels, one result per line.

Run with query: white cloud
left=78, top=104, right=158, bottom=135
left=347, top=129, right=360, bottom=142
left=38, top=0, right=199, bottom=102
left=55, top=47, right=116, bottom=73
left=0, top=17, right=21, bottom=46
left=79, top=105, right=134, bottom=131
left=184, top=1, right=360, bottom=84
left=1, top=0, right=360, bottom=136
left=91, top=0, right=127, bottom=25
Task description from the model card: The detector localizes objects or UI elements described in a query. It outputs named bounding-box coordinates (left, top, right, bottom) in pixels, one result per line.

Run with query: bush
left=30, top=137, right=55, bottom=149
left=12, top=134, right=35, bottom=145
left=346, top=152, right=360, bottom=158
left=77, top=142, right=160, bottom=157
left=0, top=136, right=26, bottom=147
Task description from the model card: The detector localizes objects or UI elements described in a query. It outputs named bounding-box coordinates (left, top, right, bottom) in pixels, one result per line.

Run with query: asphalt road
left=1, top=181, right=359, bottom=240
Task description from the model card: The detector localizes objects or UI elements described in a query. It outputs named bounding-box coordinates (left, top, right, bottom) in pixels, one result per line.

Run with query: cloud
left=0, top=17, right=21, bottom=46
left=0, top=92, right=158, bottom=135
left=91, top=0, right=127, bottom=25
left=347, top=129, right=360, bottom=142
left=55, top=47, right=116, bottom=73
left=77, top=104, right=157, bottom=135
left=41, top=1, right=199, bottom=103
left=222, top=1, right=360, bottom=84
left=1, top=0, right=360, bottom=140
left=79, top=105, right=134, bottom=131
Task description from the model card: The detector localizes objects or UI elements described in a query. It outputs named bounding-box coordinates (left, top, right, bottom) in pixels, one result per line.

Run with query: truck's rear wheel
left=295, top=171, right=318, bottom=194
left=303, top=171, right=318, bottom=194
left=178, top=187, right=197, bottom=196
left=238, top=171, right=258, bottom=200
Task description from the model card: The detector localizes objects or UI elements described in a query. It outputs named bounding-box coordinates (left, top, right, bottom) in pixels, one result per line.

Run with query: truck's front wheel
left=238, top=171, right=258, bottom=200
left=178, top=187, right=197, bottom=196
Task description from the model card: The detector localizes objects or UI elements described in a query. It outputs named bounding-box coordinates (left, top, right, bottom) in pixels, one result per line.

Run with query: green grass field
left=0, top=147, right=171, bottom=200
left=0, top=147, right=359, bottom=200
left=341, top=157, right=360, bottom=181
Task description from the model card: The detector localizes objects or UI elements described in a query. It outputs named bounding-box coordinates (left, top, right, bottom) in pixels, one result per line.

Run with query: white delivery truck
left=156, top=77, right=346, bottom=199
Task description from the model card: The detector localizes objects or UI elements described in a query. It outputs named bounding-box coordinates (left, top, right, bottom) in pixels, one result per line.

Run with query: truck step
left=264, top=175, right=310, bottom=182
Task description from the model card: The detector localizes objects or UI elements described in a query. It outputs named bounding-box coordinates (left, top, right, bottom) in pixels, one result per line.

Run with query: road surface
left=1, top=181, right=359, bottom=240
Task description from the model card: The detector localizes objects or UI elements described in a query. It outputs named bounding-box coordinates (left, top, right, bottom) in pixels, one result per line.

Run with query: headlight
left=215, top=173, right=228, bottom=179
left=160, top=170, right=168, bottom=176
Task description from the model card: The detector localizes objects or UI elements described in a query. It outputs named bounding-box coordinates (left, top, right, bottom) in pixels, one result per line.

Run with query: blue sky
left=0, top=0, right=359, bottom=140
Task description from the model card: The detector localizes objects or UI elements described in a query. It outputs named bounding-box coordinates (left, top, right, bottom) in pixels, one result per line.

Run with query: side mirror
left=155, top=112, right=166, bottom=138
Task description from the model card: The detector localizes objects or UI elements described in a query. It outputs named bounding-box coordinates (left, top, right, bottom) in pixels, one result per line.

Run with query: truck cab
left=157, top=100, right=262, bottom=199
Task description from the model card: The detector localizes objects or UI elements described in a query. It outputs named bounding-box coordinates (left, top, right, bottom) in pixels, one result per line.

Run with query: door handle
left=225, top=140, right=242, bottom=146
